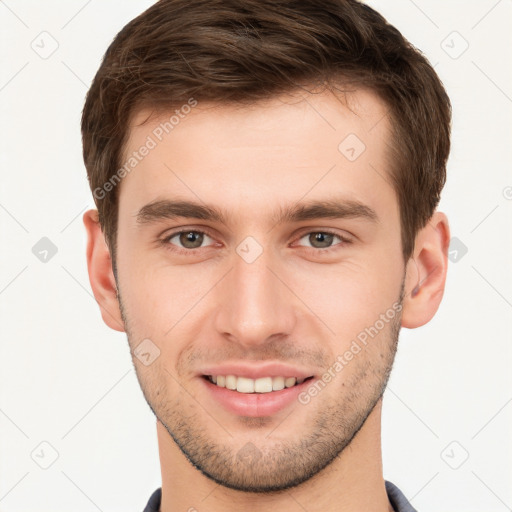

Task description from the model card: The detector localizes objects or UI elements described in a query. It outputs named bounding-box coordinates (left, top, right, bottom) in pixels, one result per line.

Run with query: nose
left=213, top=245, right=297, bottom=349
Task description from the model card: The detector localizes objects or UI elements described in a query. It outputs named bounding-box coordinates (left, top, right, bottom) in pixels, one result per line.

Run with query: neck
left=157, top=399, right=393, bottom=512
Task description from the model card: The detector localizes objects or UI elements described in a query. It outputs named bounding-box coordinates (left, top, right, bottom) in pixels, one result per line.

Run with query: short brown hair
left=81, top=0, right=451, bottom=264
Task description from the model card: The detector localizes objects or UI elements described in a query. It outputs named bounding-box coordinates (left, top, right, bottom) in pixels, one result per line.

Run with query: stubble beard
left=118, top=280, right=404, bottom=493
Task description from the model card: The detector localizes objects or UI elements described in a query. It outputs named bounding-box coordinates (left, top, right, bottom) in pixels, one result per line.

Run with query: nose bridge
left=214, top=244, right=295, bottom=346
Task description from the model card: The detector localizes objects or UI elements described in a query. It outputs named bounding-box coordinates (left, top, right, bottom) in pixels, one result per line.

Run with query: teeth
left=208, top=375, right=306, bottom=393
left=285, top=377, right=296, bottom=388
left=226, top=375, right=237, bottom=390
left=254, top=377, right=272, bottom=393
left=272, top=376, right=285, bottom=391
left=237, top=377, right=255, bottom=393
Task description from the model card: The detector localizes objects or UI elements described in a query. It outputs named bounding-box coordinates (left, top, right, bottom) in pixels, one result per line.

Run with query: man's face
left=115, top=88, right=405, bottom=491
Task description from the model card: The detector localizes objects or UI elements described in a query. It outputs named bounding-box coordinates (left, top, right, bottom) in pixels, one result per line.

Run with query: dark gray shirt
left=143, top=480, right=417, bottom=511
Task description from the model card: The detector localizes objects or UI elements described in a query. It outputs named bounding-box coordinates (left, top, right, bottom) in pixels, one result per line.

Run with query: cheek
left=284, top=253, right=403, bottom=338
left=117, top=252, right=219, bottom=338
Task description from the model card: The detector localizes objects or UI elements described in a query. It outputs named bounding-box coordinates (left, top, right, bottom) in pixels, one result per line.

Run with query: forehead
left=118, top=88, right=395, bottom=223
left=127, top=87, right=389, bottom=151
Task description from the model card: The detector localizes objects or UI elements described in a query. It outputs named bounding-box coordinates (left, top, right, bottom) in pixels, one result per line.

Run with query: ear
left=401, top=211, right=450, bottom=328
left=83, top=209, right=125, bottom=332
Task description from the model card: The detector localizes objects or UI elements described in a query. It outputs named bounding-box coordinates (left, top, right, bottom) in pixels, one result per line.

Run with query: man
left=81, top=0, right=451, bottom=510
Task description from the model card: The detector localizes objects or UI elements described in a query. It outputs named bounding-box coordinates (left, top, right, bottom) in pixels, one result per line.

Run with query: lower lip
left=202, top=377, right=313, bottom=417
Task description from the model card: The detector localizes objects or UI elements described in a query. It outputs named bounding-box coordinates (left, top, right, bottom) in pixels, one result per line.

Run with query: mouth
left=203, top=374, right=315, bottom=393
left=198, top=363, right=318, bottom=417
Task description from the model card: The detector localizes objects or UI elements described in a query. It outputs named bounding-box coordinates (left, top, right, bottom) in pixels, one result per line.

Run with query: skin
left=84, top=87, right=450, bottom=512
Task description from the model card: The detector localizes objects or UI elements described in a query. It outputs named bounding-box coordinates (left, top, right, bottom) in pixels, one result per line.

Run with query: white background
left=1, top=1, right=511, bottom=511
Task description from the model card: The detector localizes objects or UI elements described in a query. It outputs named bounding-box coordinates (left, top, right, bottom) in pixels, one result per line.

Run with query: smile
left=204, top=375, right=314, bottom=393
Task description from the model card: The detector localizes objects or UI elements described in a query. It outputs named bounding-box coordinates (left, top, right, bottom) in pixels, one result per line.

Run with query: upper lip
left=199, top=362, right=315, bottom=380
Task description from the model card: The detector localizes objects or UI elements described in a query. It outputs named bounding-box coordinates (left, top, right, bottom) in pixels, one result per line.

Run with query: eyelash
left=160, top=228, right=352, bottom=256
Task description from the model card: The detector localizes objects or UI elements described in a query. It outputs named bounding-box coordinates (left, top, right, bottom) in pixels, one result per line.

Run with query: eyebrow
left=135, top=197, right=379, bottom=226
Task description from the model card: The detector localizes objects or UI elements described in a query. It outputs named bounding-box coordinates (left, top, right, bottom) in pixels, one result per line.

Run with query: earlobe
left=83, top=209, right=125, bottom=332
left=401, top=212, right=450, bottom=329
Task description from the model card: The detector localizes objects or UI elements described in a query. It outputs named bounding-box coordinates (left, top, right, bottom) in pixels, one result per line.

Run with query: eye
left=163, top=230, right=215, bottom=250
left=296, top=230, right=351, bottom=250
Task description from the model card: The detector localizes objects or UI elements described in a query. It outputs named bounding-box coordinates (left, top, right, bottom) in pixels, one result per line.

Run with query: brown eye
left=308, top=232, right=335, bottom=248
left=179, top=231, right=204, bottom=248
left=297, top=231, right=345, bottom=249
left=164, top=230, right=214, bottom=250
